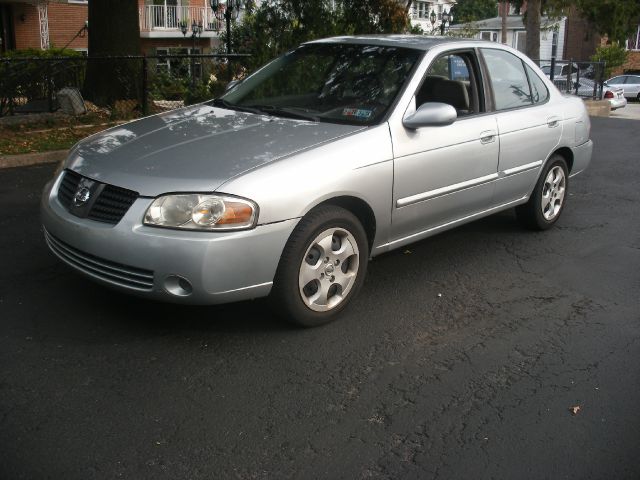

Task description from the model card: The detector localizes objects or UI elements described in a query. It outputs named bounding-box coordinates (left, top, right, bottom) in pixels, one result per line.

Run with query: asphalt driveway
left=0, top=117, right=639, bottom=479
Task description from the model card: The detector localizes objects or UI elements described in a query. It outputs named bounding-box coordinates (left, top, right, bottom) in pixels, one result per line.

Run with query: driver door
left=389, top=50, right=499, bottom=246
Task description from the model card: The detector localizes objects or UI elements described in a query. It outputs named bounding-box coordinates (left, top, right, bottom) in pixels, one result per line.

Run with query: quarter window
left=482, top=48, right=532, bottom=110
left=525, top=65, right=549, bottom=104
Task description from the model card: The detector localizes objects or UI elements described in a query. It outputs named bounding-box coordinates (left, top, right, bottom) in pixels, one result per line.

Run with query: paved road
left=1, top=117, right=639, bottom=480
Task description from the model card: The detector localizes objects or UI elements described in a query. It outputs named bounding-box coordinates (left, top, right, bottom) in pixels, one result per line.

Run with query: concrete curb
left=0, top=149, right=68, bottom=169
left=584, top=100, right=611, bottom=117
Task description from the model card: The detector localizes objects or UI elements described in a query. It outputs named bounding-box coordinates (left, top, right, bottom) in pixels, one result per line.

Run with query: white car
left=605, top=75, right=640, bottom=101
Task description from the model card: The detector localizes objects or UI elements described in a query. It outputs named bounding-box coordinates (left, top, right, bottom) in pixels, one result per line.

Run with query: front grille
left=57, top=170, right=138, bottom=225
left=44, top=229, right=154, bottom=291
left=58, top=169, right=81, bottom=209
left=88, top=185, right=138, bottom=224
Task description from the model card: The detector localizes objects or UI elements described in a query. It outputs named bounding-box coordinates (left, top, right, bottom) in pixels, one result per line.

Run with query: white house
left=450, top=15, right=567, bottom=61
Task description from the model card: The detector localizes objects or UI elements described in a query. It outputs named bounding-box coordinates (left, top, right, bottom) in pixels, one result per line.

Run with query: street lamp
left=210, top=0, right=244, bottom=56
left=181, top=20, right=203, bottom=87
left=440, top=10, right=450, bottom=36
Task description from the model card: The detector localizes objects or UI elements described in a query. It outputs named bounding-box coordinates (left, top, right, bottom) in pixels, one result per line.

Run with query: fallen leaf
left=570, top=405, right=581, bottom=415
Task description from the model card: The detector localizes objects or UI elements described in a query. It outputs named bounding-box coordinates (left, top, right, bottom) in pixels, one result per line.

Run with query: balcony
left=139, top=5, right=223, bottom=38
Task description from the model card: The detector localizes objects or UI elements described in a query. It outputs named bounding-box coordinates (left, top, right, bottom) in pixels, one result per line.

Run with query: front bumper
left=41, top=174, right=299, bottom=304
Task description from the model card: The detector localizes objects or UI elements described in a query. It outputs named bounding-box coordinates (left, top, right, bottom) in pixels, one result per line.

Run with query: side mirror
left=225, top=79, right=241, bottom=92
left=403, top=102, right=457, bottom=129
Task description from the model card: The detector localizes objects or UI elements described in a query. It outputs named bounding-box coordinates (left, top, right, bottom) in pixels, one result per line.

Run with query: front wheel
left=269, top=205, right=368, bottom=327
left=516, top=155, right=569, bottom=230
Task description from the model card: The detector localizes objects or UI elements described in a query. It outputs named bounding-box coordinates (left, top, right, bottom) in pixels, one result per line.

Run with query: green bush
left=591, top=44, right=628, bottom=78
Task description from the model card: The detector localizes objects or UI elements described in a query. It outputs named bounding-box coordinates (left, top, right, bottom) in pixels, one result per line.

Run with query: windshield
left=217, top=43, right=422, bottom=126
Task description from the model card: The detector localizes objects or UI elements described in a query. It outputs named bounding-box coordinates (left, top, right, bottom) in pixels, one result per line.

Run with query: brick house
left=0, top=0, right=88, bottom=53
left=0, top=0, right=225, bottom=55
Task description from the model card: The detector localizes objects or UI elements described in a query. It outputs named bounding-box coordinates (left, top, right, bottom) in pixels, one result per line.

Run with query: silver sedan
left=41, top=36, right=593, bottom=326
left=605, top=74, right=640, bottom=101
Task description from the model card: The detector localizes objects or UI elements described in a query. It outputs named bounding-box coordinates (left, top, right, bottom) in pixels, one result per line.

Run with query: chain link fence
left=535, top=59, right=606, bottom=100
left=0, top=53, right=250, bottom=118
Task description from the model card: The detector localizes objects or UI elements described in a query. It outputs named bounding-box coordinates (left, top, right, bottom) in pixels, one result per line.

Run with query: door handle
left=480, top=130, right=497, bottom=144
left=547, top=116, right=561, bottom=128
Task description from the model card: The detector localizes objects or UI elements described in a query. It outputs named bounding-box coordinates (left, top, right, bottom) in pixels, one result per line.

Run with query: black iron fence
left=0, top=54, right=608, bottom=118
left=535, top=59, right=606, bottom=100
left=0, top=53, right=250, bottom=118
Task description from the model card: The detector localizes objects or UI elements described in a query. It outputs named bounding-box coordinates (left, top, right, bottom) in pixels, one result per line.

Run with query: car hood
left=66, top=104, right=364, bottom=197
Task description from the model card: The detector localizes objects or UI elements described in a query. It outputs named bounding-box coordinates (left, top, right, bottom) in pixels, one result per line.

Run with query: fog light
left=164, top=275, right=193, bottom=297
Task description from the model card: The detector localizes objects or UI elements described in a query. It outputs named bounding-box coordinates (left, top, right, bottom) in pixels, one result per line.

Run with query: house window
left=156, top=47, right=202, bottom=79
left=480, top=31, right=498, bottom=42
left=515, top=31, right=527, bottom=53
left=437, top=4, right=443, bottom=20
left=416, top=2, right=429, bottom=19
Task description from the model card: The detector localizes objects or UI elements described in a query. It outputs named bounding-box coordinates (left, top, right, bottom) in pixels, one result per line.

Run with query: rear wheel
left=270, top=205, right=368, bottom=327
left=516, top=154, right=568, bottom=230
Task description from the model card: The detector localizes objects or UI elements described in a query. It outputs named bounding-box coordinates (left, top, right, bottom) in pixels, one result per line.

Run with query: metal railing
left=139, top=5, right=223, bottom=32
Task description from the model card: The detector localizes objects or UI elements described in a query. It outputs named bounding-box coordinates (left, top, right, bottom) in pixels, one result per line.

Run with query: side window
left=525, top=65, right=549, bottom=104
left=481, top=48, right=532, bottom=110
left=415, top=51, right=482, bottom=116
left=607, top=77, right=624, bottom=85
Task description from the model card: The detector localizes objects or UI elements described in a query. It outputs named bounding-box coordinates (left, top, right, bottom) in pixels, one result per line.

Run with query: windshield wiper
left=211, top=98, right=263, bottom=115
left=245, top=104, right=320, bottom=122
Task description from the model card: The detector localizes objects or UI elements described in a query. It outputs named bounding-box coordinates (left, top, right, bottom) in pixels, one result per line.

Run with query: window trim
left=413, top=48, right=487, bottom=117
left=523, top=62, right=550, bottom=107
left=479, top=47, right=541, bottom=113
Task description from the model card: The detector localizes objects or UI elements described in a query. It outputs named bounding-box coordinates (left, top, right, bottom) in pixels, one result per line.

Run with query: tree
left=524, top=0, right=541, bottom=59
left=591, top=44, right=629, bottom=77
left=228, top=0, right=411, bottom=73
left=575, top=0, right=640, bottom=44
left=83, top=0, right=141, bottom=106
left=450, top=0, right=498, bottom=24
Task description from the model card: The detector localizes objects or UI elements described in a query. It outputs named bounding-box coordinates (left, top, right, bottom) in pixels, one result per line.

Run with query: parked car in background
left=605, top=75, right=640, bottom=101
left=41, top=37, right=593, bottom=327
left=540, top=62, right=579, bottom=92
left=574, top=78, right=626, bottom=109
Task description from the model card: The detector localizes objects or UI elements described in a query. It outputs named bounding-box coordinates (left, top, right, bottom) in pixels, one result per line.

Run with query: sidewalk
left=611, top=102, right=640, bottom=120
left=0, top=149, right=67, bottom=169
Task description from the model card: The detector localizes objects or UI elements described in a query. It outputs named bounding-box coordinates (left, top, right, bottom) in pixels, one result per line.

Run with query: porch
left=139, top=3, right=223, bottom=38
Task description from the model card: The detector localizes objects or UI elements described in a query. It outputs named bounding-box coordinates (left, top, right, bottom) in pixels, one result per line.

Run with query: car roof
left=305, top=34, right=485, bottom=51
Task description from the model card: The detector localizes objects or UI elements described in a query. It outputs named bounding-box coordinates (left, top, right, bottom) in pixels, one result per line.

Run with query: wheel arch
left=552, top=146, right=574, bottom=173
left=311, top=196, right=377, bottom=251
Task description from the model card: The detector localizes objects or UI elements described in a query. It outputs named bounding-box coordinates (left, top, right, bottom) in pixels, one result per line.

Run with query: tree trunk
left=84, top=0, right=141, bottom=106
left=524, top=0, right=541, bottom=60
left=501, top=1, right=508, bottom=44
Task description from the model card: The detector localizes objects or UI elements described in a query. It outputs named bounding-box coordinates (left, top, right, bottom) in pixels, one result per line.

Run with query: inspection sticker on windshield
left=342, top=108, right=373, bottom=119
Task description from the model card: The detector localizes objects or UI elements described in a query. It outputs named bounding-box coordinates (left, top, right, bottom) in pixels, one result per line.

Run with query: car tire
left=516, top=154, right=569, bottom=230
left=269, top=205, right=369, bottom=327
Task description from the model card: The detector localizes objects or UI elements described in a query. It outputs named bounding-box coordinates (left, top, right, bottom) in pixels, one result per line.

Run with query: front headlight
left=144, top=194, right=258, bottom=231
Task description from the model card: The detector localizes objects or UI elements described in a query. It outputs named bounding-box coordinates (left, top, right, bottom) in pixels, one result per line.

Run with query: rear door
left=480, top=48, right=562, bottom=206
